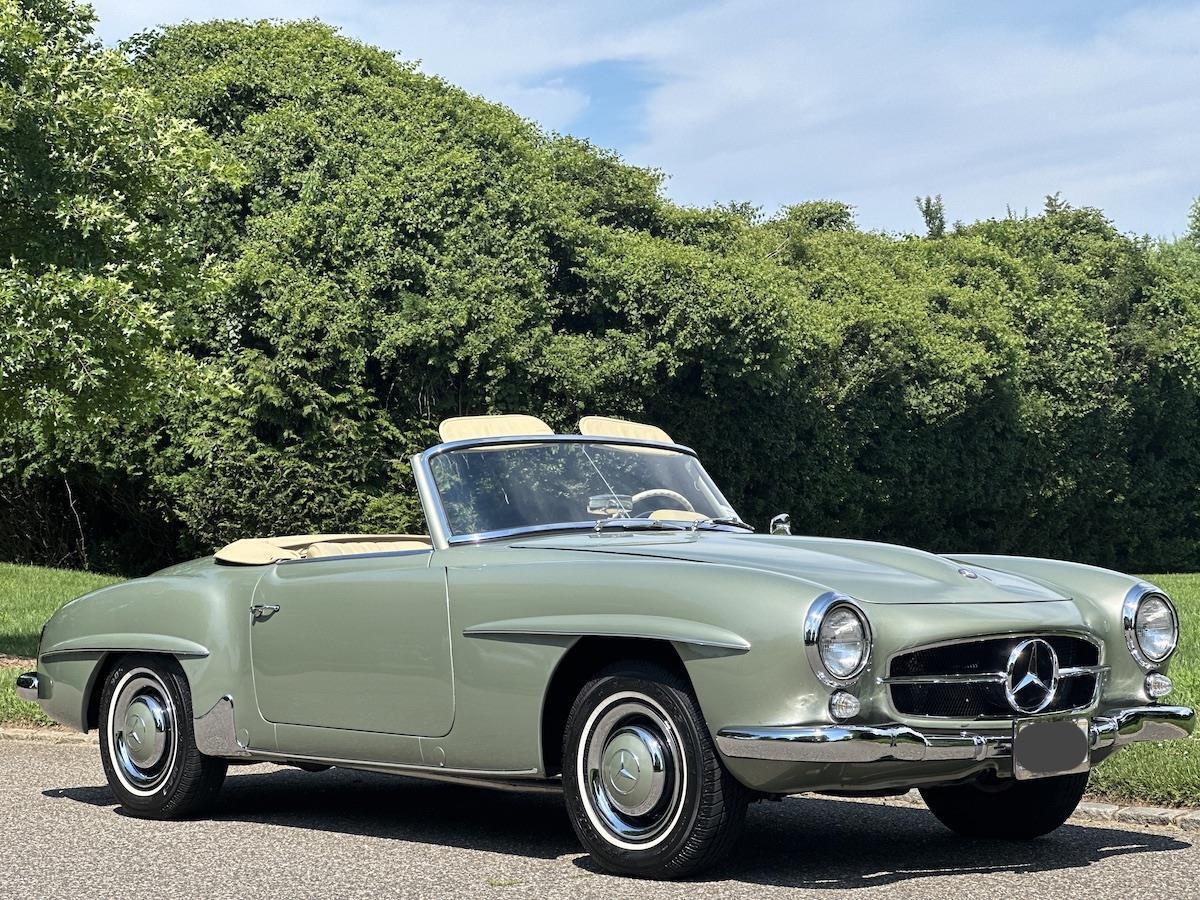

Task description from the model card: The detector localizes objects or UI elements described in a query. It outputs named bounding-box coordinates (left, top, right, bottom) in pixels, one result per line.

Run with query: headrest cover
left=438, top=414, right=554, bottom=442
left=578, top=416, right=672, bottom=444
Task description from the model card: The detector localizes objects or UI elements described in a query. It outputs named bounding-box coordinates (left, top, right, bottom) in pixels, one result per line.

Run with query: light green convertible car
left=17, top=414, right=1194, bottom=878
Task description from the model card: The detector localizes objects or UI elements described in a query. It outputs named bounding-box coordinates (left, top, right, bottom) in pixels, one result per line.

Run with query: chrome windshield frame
left=411, top=434, right=716, bottom=551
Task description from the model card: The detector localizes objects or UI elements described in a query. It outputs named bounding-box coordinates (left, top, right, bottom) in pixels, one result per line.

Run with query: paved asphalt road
left=1, top=742, right=1195, bottom=899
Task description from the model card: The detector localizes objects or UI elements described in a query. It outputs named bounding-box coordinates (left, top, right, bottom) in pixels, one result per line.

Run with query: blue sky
left=92, top=1, right=1200, bottom=237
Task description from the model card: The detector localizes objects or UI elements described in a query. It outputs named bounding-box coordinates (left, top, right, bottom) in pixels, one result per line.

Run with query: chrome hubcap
left=580, top=693, right=686, bottom=849
left=601, top=725, right=666, bottom=816
left=123, top=696, right=167, bottom=768
left=109, top=670, right=177, bottom=794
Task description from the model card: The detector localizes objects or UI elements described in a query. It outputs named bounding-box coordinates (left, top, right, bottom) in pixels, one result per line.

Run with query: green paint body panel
left=30, top=529, right=1179, bottom=793
left=249, top=551, right=452, bottom=736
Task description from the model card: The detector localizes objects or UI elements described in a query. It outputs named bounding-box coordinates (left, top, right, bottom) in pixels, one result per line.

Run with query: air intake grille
left=888, top=635, right=1101, bottom=719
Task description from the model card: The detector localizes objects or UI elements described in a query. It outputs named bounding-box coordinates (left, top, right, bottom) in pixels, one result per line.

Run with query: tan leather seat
left=439, top=414, right=553, bottom=442
left=304, top=540, right=430, bottom=558
left=216, top=533, right=430, bottom=565
left=578, top=416, right=672, bottom=443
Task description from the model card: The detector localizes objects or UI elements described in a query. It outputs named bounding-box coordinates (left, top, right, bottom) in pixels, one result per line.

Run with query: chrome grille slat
left=882, top=672, right=1006, bottom=685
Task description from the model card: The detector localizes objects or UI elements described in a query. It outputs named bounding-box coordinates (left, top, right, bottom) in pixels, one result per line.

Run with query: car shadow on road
left=660, top=796, right=1189, bottom=889
left=45, top=766, right=1190, bottom=890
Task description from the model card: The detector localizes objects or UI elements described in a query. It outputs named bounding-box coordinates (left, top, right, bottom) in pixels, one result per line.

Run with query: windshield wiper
left=691, top=516, right=754, bottom=532
left=593, top=517, right=690, bottom=533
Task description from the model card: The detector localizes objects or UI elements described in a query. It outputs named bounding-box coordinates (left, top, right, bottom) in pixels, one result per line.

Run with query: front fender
left=34, top=564, right=260, bottom=733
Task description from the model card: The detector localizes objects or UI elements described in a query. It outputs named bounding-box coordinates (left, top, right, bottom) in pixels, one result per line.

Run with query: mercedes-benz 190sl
left=16, top=414, right=1194, bottom=878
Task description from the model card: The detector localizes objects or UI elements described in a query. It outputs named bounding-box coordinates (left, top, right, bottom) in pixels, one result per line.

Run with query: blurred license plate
left=1013, top=717, right=1090, bottom=780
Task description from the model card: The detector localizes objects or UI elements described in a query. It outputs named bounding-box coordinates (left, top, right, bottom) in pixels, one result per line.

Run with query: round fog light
left=829, top=690, right=860, bottom=721
left=1145, top=672, right=1173, bottom=699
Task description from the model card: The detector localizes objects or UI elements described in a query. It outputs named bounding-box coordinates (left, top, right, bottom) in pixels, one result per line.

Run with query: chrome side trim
left=40, top=647, right=209, bottom=661
left=716, top=705, right=1194, bottom=764
left=192, top=695, right=250, bottom=758
left=465, top=627, right=749, bottom=651
left=1122, top=582, right=1179, bottom=671
left=15, top=672, right=39, bottom=702
left=463, top=616, right=751, bottom=651
left=244, top=748, right=553, bottom=791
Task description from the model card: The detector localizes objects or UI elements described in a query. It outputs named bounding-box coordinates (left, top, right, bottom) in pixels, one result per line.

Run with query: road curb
left=880, top=789, right=1200, bottom=833
left=0, top=726, right=96, bottom=745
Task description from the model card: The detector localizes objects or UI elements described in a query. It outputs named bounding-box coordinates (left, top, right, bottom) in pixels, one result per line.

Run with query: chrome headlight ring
left=1123, top=582, right=1179, bottom=670
left=804, top=592, right=873, bottom=687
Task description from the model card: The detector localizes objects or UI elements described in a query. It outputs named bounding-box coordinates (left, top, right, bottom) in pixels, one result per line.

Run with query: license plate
left=1013, top=717, right=1091, bottom=780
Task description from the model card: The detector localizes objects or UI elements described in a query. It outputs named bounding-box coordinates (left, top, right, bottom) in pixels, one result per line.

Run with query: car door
left=249, top=549, right=453, bottom=736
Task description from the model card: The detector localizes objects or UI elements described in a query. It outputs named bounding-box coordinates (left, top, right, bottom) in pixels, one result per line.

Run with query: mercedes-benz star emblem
left=1005, top=638, right=1059, bottom=714
left=611, top=749, right=640, bottom=795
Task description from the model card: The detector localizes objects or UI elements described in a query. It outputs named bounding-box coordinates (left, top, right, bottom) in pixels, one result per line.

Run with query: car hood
left=510, top=531, right=1068, bottom=605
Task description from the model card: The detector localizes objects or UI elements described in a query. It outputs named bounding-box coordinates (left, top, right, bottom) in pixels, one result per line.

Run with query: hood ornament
left=770, top=513, right=792, bottom=536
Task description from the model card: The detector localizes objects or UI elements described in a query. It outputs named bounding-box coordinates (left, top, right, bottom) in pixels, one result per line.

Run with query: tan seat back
left=439, top=414, right=553, bottom=442
left=216, top=533, right=430, bottom=565
left=578, top=416, right=672, bottom=444
left=304, top=539, right=430, bottom=558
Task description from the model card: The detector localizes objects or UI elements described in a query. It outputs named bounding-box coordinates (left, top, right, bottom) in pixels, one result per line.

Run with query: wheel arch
left=83, top=650, right=195, bottom=732
left=539, top=636, right=694, bottom=777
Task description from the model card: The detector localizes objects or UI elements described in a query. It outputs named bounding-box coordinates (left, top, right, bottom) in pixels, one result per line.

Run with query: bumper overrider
left=716, top=705, right=1195, bottom=764
left=15, top=672, right=39, bottom=702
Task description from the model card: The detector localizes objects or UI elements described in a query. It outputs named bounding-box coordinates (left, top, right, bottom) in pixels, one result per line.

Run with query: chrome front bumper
left=716, top=705, right=1195, bottom=764
left=15, top=672, right=39, bottom=702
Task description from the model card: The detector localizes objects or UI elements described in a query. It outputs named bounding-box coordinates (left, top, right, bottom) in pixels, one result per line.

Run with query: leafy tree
left=3, top=14, right=1200, bottom=575
left=916, top=194, right=946, bottom=238
left=0, top=0, right=226, bottom=435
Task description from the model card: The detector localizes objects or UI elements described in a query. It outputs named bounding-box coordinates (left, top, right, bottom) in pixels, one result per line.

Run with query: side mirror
left=770, top=513, right=791, bottom=536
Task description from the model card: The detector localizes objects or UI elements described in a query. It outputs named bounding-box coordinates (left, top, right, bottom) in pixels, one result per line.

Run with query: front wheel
left=98, top=655, right=227, bottom=818
left=920, top=771, right=1089, bottom=839
left=562, top=662, right=749, bottom=879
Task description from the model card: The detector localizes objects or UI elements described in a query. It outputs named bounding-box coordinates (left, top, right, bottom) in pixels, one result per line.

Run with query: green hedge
left=3, top=12, right=1200, bottom=575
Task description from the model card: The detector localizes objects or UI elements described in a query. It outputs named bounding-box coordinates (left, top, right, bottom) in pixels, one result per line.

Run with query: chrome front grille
left=886, top=635, right=1104, bottom=719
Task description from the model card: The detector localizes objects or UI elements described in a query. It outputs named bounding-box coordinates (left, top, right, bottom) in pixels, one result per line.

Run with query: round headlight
left=819, top=606, right=867, bottom=678
left=1135, top=594, right=1177, bottom=662
left=805, top=593, right=873, bottom=685
left=1124, top=585, right=1179, bottom=668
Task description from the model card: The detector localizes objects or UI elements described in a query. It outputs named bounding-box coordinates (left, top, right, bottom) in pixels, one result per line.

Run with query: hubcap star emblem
left=610, top=749, right=640, bottom=794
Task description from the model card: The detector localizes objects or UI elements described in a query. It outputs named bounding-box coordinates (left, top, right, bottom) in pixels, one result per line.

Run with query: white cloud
left=90, top=0, right=1200, bottom=236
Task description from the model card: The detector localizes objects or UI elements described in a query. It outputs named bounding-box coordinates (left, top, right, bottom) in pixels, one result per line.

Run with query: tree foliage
left=3, top=11, right=1200, bottom=575
left=0, top=0, right=226, bottom=435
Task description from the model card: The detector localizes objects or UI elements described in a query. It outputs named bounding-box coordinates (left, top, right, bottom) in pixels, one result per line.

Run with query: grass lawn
left=1086, top=572, right=1200, bottom=807
left=0, top=563, right=118, bottom=729
left=0, top=562, right=1196, bottom=805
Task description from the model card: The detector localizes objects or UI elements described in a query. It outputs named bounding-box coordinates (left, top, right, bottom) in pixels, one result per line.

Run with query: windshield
left=427, top=439, right=739, bottom=539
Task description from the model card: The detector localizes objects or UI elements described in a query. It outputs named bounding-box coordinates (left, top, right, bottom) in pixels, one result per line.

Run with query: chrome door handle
left=250, top=604, right=280, bottom=620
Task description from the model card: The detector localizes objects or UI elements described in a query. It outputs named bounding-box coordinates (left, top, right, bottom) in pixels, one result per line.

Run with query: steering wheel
left=630, top=488, right=695, bottom=517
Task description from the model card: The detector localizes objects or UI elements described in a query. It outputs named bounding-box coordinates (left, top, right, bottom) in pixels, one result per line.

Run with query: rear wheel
left=920, top=771, right=1088, bottom=838
left=98, top=655, right=227, bottom=818
left=562, top=661, right=749, bottom=879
